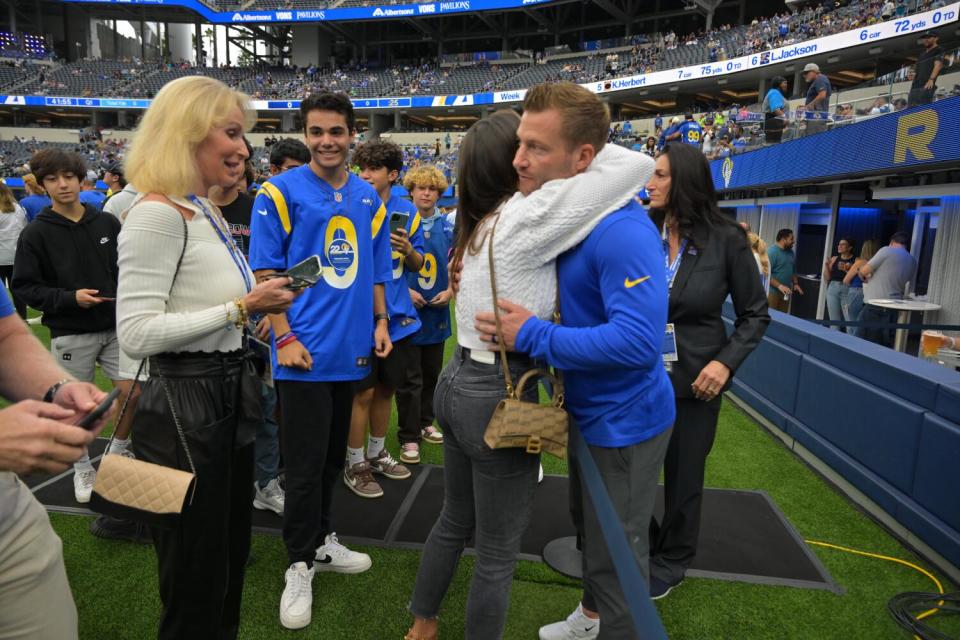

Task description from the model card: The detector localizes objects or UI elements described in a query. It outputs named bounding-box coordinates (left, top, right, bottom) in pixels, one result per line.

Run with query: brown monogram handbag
left=482, top=214, right=569, bottom=459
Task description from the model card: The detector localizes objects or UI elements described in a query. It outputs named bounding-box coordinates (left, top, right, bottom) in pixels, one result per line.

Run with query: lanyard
left=663, top=233, right=688, bottom=290
left=187, top=195, right=253, bottom=293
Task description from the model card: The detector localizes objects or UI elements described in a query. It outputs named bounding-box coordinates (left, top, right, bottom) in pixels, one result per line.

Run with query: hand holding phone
left=76, top=387, right=120, bottom=430
left=389, top=212, right=409, bottom=236
left=266, top=255, right=323, bottom=291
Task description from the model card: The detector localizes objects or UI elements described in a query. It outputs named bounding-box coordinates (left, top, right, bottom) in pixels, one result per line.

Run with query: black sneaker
left=650, top=576, right=680, bottom=600
left=89, top=515, right=151, bottom=544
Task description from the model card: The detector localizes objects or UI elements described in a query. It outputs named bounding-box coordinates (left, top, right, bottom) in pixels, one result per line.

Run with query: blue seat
left=794, top=357, right=924, bottom=495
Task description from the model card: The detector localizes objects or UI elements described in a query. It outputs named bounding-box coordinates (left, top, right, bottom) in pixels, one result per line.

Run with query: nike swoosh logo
left=624, top=276, right=651, bottom=288
left=257, top=208, right=269, bottom=216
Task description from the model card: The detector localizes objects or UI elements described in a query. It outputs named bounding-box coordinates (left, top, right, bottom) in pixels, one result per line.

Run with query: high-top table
left=866, top=299, right=942, bottom=352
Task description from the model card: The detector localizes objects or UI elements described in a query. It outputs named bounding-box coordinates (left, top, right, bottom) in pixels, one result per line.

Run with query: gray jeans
left=408, top=348, right=540, bottom=640
left=571, top=427, right=672, bottom=640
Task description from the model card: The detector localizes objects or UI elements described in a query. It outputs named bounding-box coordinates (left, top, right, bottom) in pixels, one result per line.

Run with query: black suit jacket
left=667, top=222, right=770, bottom=399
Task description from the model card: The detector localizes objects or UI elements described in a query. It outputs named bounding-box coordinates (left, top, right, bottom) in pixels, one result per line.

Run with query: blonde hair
left=22, top=173, right=45, bottom=196
left=125, top=76, right=256, bottom=197
left=0, top=183, right=16, bottom=213
left=860, top=239, right=879, bottom=261
left=748, top=232, right=770, bottom=276
left=402, top=164, right=449, bottom=193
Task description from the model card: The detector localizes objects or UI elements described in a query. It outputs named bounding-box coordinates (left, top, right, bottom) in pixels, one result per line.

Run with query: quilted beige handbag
left=482, top=214, right=569, bottom=459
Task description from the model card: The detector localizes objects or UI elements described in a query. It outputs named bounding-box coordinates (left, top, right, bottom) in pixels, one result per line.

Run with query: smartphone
left=76, top=387, right=121, bottom=430
left=389, top=212, right=409, bottom=236
left=272, top=255, right=323, bottom=290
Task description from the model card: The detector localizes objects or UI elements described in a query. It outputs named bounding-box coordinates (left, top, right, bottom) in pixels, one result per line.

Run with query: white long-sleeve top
left=456, top=144, right=655, bottom=351
left=0, top=203, right=27, bottom=265
left=116, top=195, right=252, bottom=360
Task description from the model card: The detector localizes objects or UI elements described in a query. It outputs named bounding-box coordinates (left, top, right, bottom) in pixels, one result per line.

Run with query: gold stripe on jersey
left=258, top=182, right=292, bottom=234
left=409, top=212, right=422, bottom=238
left=371, top=202, right=387, bottom=238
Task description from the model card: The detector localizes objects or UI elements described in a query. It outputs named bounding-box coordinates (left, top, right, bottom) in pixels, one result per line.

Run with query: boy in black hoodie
left=13, top=149, right=134, bottom=504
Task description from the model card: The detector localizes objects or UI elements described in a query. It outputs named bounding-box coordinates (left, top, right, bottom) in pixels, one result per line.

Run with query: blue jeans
left=408, top=348, right=540, bottom=640
left=845, top=287, right=864, bottom=335
left=254, top=381, right=280, bottom=488
left=825, top=281, right=849, bottom=332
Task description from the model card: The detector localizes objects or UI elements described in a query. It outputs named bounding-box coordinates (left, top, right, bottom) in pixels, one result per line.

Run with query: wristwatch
left=43, top=379, right=71, bottom=403
left=374, top=312, right=390, bottom=323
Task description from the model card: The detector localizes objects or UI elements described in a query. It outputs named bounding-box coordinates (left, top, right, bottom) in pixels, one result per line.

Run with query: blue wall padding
left=935, top=382, right=960, bottom=425
left=808, top=332, right=960, bottom=412
left=725, top=306, right=960, bottom=568
left=794, top=357, right=924, bottom=495
left=735, top=339, right=802, bottom=414
left=785, top=416, right=905, bottom=516
left=911, top=413, right=960, bottom=532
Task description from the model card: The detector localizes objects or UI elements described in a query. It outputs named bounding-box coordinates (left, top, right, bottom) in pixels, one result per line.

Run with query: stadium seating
left=0, top=0, right=912, bottom=100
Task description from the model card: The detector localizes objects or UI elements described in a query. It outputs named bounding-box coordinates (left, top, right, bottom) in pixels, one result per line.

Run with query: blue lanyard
left=187, top=195, right=253, bottom=293
left=664, top=236, right=688, bottom=290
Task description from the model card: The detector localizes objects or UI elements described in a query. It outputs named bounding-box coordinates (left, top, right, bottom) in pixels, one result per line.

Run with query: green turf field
left=19, top=315, right=960, bottom=639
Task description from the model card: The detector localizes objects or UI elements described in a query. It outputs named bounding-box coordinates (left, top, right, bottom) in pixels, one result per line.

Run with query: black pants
left=908, top=86, right=936, bottom=107
left=395, top=341, right=445, bottom=445
left=277, top=379, right=354, bottom=565
left=0, top=265, right=27, bottom=318
left=764, top=112, right=784, bottom=143
left=132, top=352, right=260, bottom=640
left=649, top=395, right=722, bottom=585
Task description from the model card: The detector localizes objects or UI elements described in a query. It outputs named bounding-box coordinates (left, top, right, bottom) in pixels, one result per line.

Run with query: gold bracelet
left=233, top=297, right=248, bottom=330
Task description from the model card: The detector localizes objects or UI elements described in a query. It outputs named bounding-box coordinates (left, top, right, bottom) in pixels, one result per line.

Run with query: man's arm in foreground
left=0, top=313, right=107, bottom=474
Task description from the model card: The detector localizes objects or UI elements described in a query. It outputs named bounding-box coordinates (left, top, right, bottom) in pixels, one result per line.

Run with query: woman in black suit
left=646, top=142, right=770, bottom=598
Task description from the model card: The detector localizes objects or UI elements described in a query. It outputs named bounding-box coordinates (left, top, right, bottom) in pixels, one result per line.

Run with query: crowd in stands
left=1, top=0, right=947, bottom=101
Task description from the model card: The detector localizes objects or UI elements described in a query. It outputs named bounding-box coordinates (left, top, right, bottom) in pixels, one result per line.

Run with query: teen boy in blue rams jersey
left=395, top=165, right=453, bottom=465
left=345, top=141, right=425, bottom=499
left=248, top=92, right=393, bottom=631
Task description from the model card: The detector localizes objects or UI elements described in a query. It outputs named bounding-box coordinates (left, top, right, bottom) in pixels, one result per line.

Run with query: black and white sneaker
left=314, top=533, right=372, bottom=574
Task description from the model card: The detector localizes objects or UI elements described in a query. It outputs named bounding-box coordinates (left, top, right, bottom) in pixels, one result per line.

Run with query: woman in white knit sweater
left=406, top=111, right=653, bottom=640
left=116, top=76, right=295, bottom=640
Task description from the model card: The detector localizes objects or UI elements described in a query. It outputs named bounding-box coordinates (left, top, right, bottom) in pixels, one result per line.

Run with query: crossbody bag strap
left=106, top=211, right=196, bottom=479
left=486, top=214, right=517, bottom=399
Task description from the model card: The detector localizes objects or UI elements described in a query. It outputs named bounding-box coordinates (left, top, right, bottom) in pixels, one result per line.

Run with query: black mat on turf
left=392, top=469, right=831, bottom=587
left=34, top=446, right=835, bottom=589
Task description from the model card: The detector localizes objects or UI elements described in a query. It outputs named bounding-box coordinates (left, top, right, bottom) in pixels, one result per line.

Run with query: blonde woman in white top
left=0, top=183, right=27, bottom=318
left=117, top=75, right=296, bottom=640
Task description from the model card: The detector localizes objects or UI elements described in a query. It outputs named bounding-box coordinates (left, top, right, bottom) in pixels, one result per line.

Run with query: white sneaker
left=279, top=561, right=314, bottom=630
left=74, top=465, right=96, bottom=504
left=314, top=533, right=372, bottom=574
left=253, top=478, right=285, bottom=516
left=538, top=462, right=544, bottom=484
left=539, top=604, right=600, bottom=640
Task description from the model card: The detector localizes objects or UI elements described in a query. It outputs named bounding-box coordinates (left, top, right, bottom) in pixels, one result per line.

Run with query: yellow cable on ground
left=806, top=539, right=946, bottom=638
